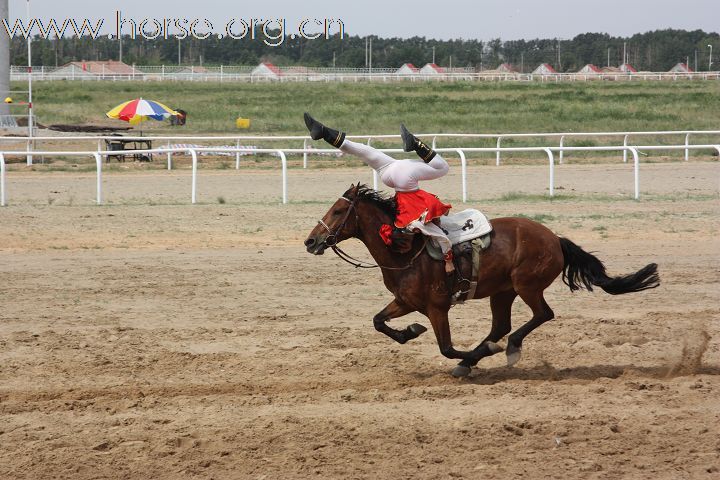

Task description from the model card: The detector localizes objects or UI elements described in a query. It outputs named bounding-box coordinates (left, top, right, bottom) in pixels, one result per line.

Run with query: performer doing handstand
left=304, top=113, right=455, bottom=274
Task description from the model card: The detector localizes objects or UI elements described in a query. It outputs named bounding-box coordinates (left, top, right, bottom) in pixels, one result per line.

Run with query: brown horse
left=304, top=184, right=659, bottom=377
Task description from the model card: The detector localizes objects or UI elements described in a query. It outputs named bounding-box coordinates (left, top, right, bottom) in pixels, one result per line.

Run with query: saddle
left=390, top=209, right=493, bottom=304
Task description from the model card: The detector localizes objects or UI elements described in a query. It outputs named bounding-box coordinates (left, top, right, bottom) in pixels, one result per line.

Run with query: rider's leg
left=304, top=113, right=396, bottom=171
left=401, top=124, right=437, bottom=163
left=304, top=112, right=345, bottom=147
left=340, top=140, right=396, bottom=171
left=406, top=220, right=454, bottom=273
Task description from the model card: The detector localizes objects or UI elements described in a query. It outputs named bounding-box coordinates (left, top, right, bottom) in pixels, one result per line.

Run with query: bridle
left=316, top=195, right=427, bottom=270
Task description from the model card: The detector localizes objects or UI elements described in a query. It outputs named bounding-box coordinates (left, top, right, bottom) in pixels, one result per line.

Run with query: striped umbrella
left=106, top=98, right=178, bottom=126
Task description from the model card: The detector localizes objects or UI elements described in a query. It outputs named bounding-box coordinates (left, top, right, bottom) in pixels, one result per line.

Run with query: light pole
left=709, top=44, right=713, bottom=71
left=26, top=0, right=33, bottom=165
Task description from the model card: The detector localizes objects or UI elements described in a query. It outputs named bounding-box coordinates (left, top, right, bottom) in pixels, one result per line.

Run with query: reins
left=317, top=195, right=428, bottom=271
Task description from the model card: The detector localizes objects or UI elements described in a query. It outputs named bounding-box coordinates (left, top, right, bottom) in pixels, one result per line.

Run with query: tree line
left=10, top=28, right=719, bottom=72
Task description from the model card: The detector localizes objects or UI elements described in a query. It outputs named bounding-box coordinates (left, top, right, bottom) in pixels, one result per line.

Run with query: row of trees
left=9, top=29, right=719, bottom=72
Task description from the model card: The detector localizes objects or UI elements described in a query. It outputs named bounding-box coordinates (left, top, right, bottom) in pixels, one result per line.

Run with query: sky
left=6, top=0, right=719, bottom=41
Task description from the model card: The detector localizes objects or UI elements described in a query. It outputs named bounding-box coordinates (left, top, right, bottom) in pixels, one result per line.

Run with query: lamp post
left=26, top=0, right=33, bottom=165
left=709, top=44, right=713, bottom=71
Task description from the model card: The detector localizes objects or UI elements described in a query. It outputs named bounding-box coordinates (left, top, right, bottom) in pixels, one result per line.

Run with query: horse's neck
left=354, top=202, right=415, bottom=271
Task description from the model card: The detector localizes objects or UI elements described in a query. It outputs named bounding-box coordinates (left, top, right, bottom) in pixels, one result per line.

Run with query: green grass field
left=22, top=80, right=719, bottom=136
left=6, top=80, right=718, bottom=166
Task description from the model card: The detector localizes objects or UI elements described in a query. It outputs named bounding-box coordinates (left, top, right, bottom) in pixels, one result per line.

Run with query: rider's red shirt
left=395, top=190, right=452, bottom=228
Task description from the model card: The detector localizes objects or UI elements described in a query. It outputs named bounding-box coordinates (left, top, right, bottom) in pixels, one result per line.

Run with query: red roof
left=621, top=63, right=637, bottom=73
left=538, top=63, right=556, bottom=73
left=581, top=64, right=602, bottom=73
left=261, top=62, right=282, bottom=75
left=424, top=63, right=445, bottom=72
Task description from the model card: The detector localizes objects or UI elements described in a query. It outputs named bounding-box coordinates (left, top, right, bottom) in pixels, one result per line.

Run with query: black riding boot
left=401, top=124, right=436, bottom=162
left=304, top=112, right=346, bottom=148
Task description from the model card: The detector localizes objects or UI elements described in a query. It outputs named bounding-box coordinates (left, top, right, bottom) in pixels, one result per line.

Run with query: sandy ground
left=1, top=161, right=719, bottom=479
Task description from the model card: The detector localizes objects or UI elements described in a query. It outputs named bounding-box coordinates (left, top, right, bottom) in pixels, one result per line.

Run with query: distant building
left=669, top=63, right=693, bottom=73
left=578, top=64, right=603, bottom=74
left=496, top=63, right=518, bottom=73
left=53, top=60, right=139, bottom=78
left=620, top=63, right=637, bottom=73
left=420, top=63, right=445, bottom=75
left=251, top=62, right=282, bottom=79
left=396, top=63, right=420, bottom=75
left=532, top=63, right=556, bottom=75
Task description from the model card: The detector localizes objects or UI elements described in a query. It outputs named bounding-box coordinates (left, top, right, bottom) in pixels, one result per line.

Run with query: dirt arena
left=1, top=160, right=719, bottom=479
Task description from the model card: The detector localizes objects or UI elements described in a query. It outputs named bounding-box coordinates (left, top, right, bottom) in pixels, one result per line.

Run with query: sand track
left=1, top=162, right=719, bottom=479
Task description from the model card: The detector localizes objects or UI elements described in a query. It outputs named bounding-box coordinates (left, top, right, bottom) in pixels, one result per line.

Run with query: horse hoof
left=485, top=341, right=504, bottom=354
left=451, top=365, right=471, bottom=378
left=407, top=323, right=427, bottom=337
left=506, top=347, right=522, bottom=367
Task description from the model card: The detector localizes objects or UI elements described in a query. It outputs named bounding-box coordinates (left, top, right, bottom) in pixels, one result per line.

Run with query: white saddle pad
left=438, top=209, right=492, bottom=245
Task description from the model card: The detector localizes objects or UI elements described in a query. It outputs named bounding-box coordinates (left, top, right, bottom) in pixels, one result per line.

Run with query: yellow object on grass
left=236, top=117, right=250, bottom=129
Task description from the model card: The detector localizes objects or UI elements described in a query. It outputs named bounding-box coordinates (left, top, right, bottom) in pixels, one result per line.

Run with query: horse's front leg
left=427, top=305, right=484, bottom=366
left=373, top=299, right=427, bottom=344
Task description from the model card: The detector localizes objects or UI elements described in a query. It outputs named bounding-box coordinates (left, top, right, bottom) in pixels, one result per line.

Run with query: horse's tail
left=559, top=237, right=659, bottom=295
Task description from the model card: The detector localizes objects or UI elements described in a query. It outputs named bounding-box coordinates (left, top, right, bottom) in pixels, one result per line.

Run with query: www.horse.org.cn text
left=1, top=11, right=345, bottom=47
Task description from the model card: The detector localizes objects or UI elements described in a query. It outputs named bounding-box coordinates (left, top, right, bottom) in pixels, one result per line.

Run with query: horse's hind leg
left=506, top=290, right=554, bottom=366
left=373, top=299, right=426, bottom=344
left=453, top=290, right=516, bottom=377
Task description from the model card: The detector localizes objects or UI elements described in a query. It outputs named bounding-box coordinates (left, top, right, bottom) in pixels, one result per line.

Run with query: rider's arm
left=408, top=154, right=449, bottom=181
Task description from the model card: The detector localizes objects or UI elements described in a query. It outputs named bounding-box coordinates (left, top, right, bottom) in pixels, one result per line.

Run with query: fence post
left=277, top=150, right=288, bottom=204
left=456, top=149, right=467, bottom=203
left=623, top=134, right=629, bottom=163
left=94, top=153, right=103, bottom=204
left=559, top=135, right=565, bottom=164
left=544, top=148, right=554, bottom=197
left=236, top=139, right=241, bottom=169
left=431, top=136, right=437, bottom=149
left=628, top=147, right=640, bottom=200
left=684, top=133, right=691, bottom=161
left=303, top=138, right=308, bottom=169
left=190, top=149, right=198, bottom=204
left=0, top=152, right=5, bottom=206
left=167, top=142, right=172, bottom=169
left=496, top=136, right=502, bottom=165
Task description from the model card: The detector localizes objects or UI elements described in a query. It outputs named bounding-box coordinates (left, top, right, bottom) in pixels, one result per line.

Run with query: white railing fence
left=2, top=130, right=719, bottom=167
left=2, top=144, right=719, bottom=207
left=9, top=65, right=720, bottom=82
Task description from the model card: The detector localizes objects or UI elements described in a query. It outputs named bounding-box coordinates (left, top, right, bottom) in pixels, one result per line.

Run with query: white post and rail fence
left=1, top=144, right=719, bottom=207
left=3, top=130, right=718, bottom=167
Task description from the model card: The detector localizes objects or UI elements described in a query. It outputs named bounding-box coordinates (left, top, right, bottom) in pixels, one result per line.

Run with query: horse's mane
left=344, top=184, right=397, bottom=221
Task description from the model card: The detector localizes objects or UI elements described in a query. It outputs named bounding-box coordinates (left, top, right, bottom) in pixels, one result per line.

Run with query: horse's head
left=304, top=184, right=362, bottom=255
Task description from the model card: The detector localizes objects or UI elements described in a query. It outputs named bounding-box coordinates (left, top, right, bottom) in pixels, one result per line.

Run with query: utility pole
left=178, top=38, right=181, bottom=65
left=694, top=49, right=698, bottom=72
left=26, top=0, right=33, bottom=165
left=557, top=41, right=561, bottom=70
left=369, top=37, right=372, bottom=72
left=432, top=46, right=435, bottom=64
left=607, top=47, right=610, bottom=67
left=119, top=34, right=123, bottom=63
left=332, top=51, right=336, bottom=68
left=365, top=37, right=368, bottom=69
left=623, top=42, right=627, bottom=65
left=0, top=0, right=9, bottom=120
left=520, top=52, right=524, bottom=73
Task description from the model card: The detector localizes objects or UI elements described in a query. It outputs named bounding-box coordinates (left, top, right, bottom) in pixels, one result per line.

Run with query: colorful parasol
left=106, top=98, right=178, bottom=126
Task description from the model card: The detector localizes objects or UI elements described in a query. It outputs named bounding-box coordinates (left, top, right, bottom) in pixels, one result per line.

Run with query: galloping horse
left=304, top=184, right=659, bottom=377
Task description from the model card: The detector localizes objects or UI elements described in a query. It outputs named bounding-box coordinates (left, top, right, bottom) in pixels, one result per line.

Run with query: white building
left=532, top=63, right=556, bottom=75
left=251, top=62, right=282, bottom=79
left=396, top=63, right=419, bottom=75
left=420, top=63, right=445, bottom=75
